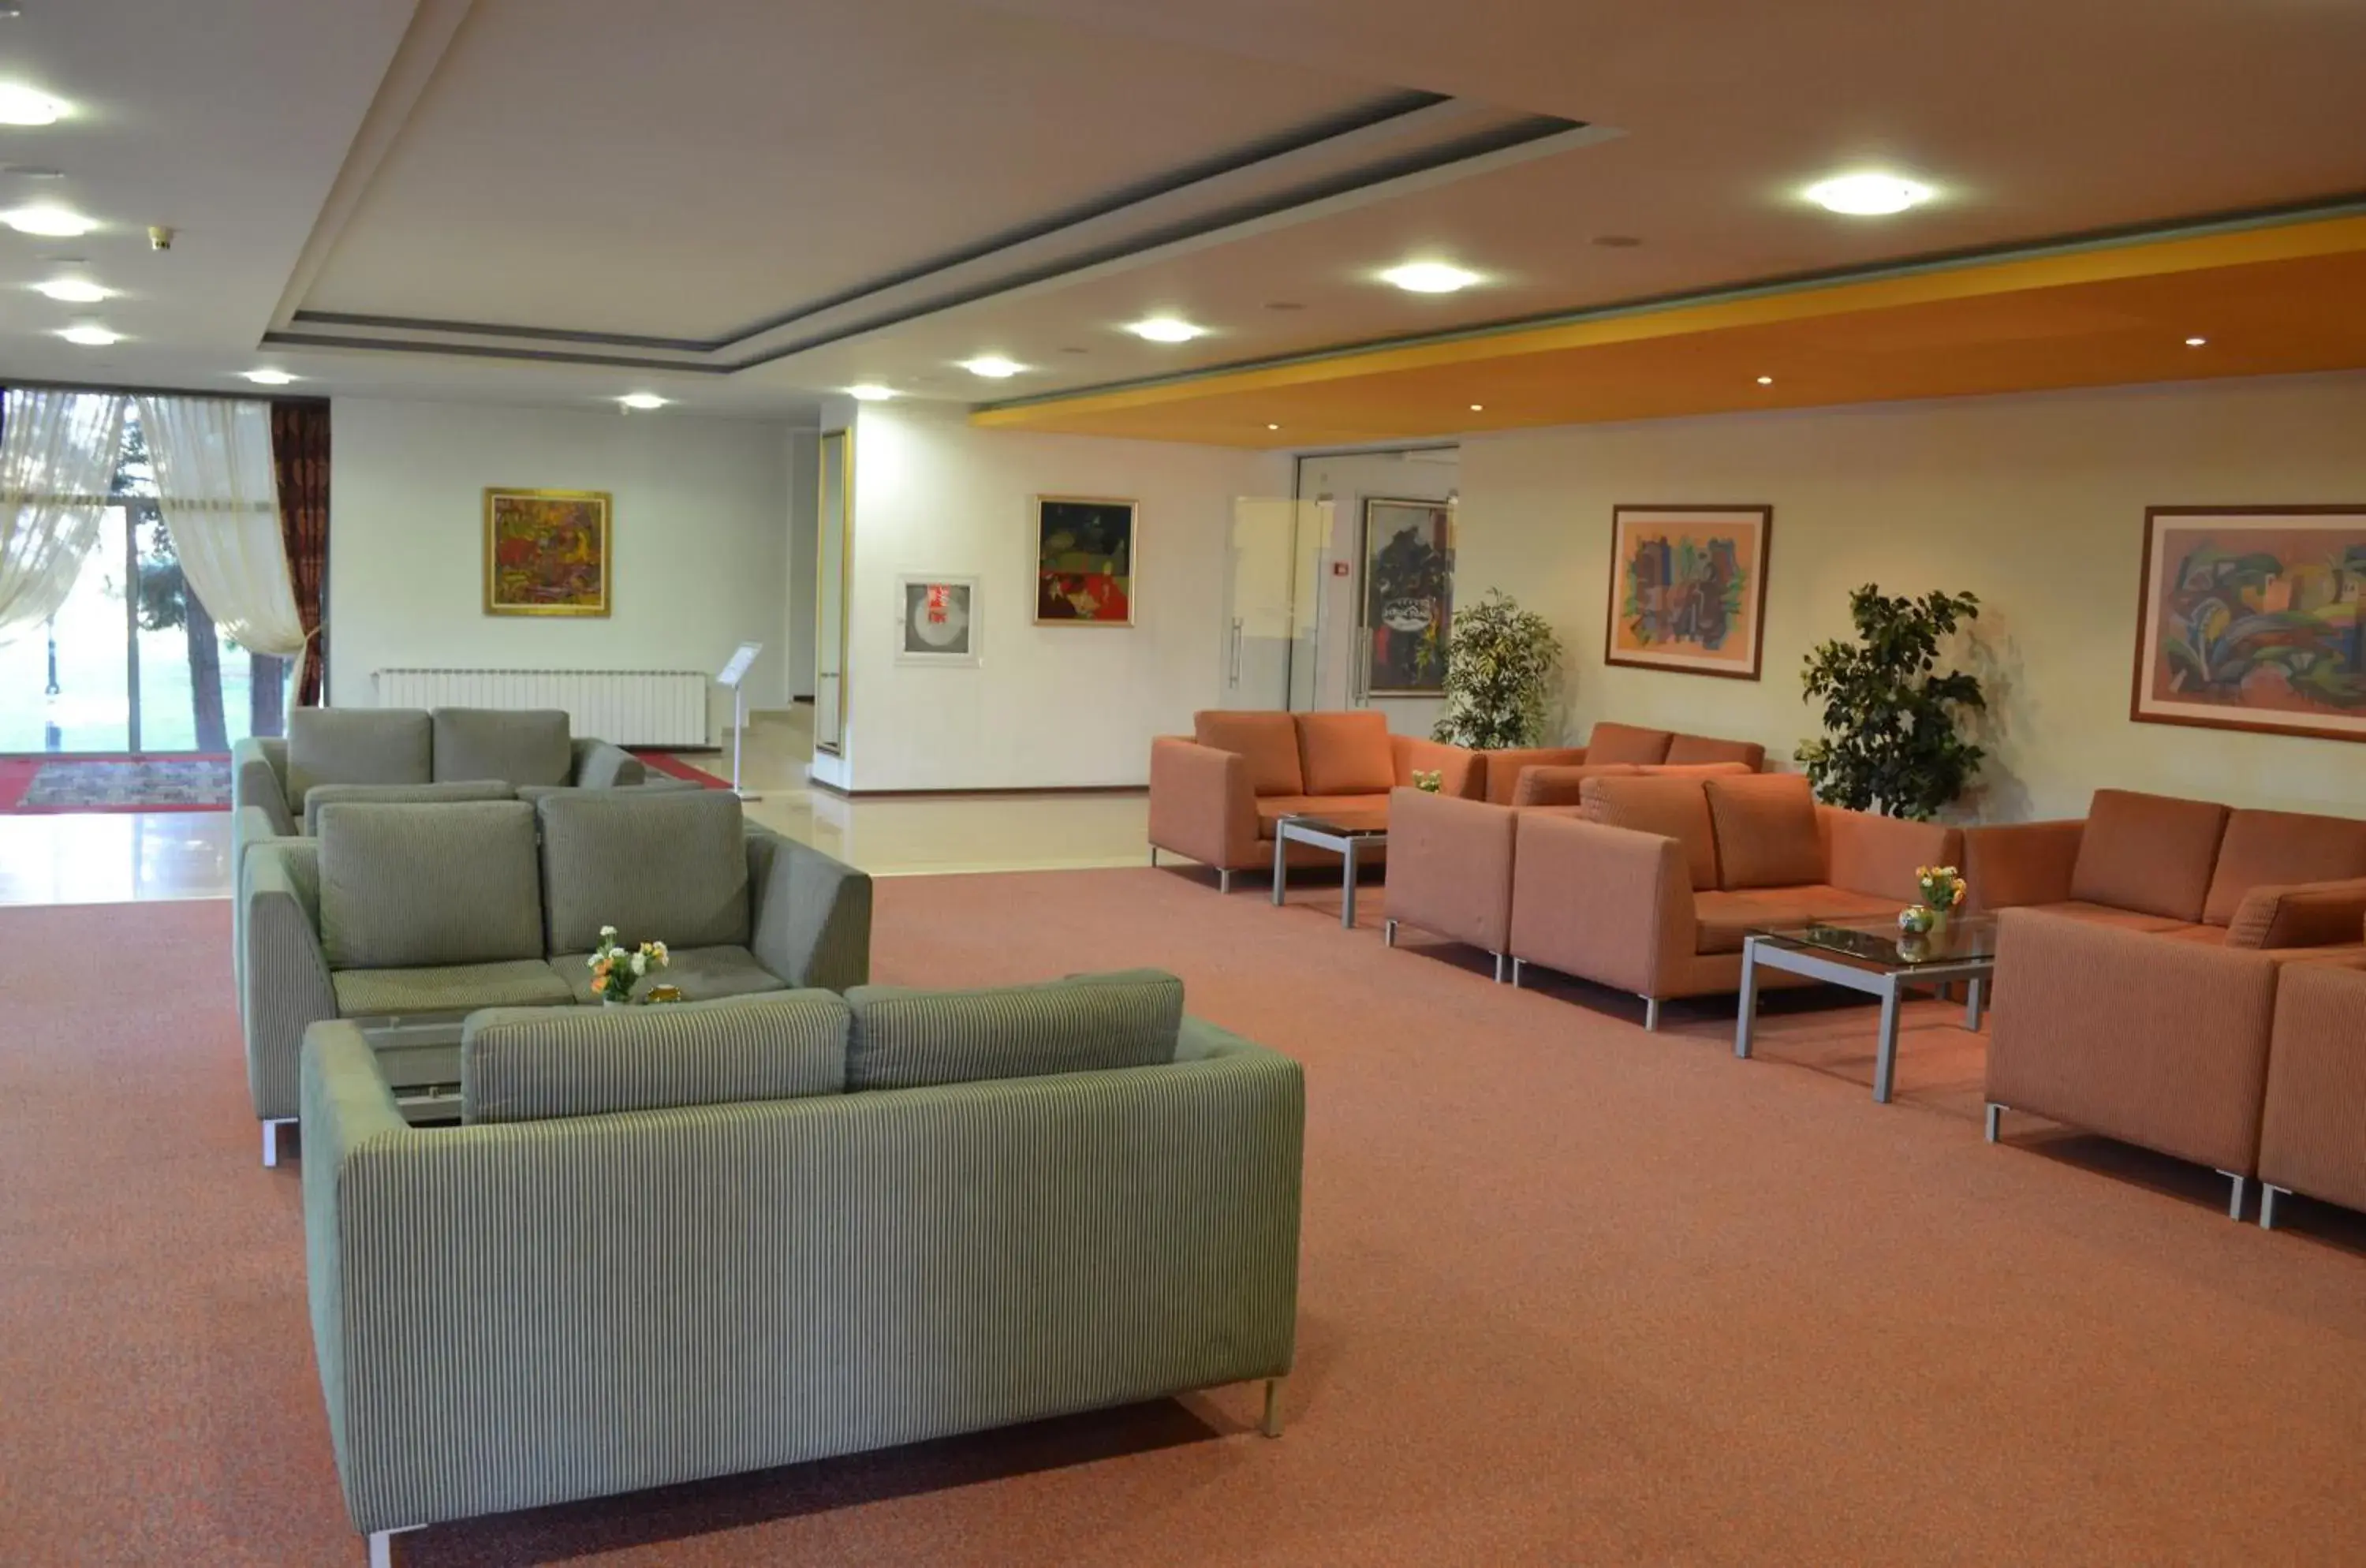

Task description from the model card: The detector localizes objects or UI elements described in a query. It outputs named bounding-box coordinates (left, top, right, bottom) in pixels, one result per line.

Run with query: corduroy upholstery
left=299, top=1011, right=1303, bottom=1539
left=301, top=779, right=514, bottom=835
left=431, top=708, right=574, bottom=788
left=1961, top=819, right=2084, bottom=913
left=1511, top=763, right=1639, bottom=808
left=1663, top=734, right=1767, bottom=769
left=1704, top=774, right=1823, bottom=890
left=1580, top=775, right=1721, bottom=892
left=845, top=969, right=1185, bottom=1089
left=537, top=790, right=752, bottom=953
left=2226, top=879, right=2366, bottom=950
left=1192, top=711, right=1303, bottom=797
left=1480, top=746, right=1590, bottom=805
left=2069, top=790, right=2230, bottom=924
left=1295, top=711, right=1394, bottom=796
left=285, top=708, right=433, bottom=809
left=2259, top=960, right=2366, bottom=1216
left=316, top=802, right=545, bottom=971
left=2203, top=809, right=2366, bottom=926
left=461, top=991, right=850, bottom=1123
left=332, top=961, right=574, bottom=1018
left=1584, top=722, right=1675, bottom=766
left=1383, top=787, right=1522, bottom=958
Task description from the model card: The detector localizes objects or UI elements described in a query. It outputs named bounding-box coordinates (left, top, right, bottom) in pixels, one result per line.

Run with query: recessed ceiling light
left=0, top=84, right=65, bottom=125
left=1266, top=423, right=1281, bottom=431
left=847, top=384, right=895, bottom=401
left=4, top=203, right=91, bottom=237
left=1756, top=375, right=1774, bottom=386
left=1381, top=261, right=1481, bottom=294
left=32, top=277, right=106, bottom=303
left=58, top=324, right=119, bottom=346
left=1804, top=172, right=1933, bottom=216
left=961, top=356, right=1023, bottom=379
left=242, top=369, right=297, bottom=386
left=2185, top=336, right=2207, bottom=347
left=618, top=392, right=668, bottom=410
left=1468, top=403, right=1484, bottom=412
left=1126, top=316, right=1204, bottom=344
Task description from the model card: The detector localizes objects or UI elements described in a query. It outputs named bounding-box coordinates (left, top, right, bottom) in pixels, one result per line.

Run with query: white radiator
left=372, top=668, right=709, bottom=748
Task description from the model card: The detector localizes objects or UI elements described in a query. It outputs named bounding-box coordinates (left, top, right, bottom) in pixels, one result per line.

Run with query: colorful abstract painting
left=1605, top=506, right=1772, bottom=680
left=1034, top=496, right=1135, bottom=625
left=484, top=488, right=610, bottom=617
left=1361, top=498, right=1454, bottom=695
left=2133, top=506, right=2366, bottom=742
left=898, top=576, right=980, bottom=665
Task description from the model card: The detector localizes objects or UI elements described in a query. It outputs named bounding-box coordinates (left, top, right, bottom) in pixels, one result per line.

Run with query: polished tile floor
left=0, top=709, right=1154, bottom=907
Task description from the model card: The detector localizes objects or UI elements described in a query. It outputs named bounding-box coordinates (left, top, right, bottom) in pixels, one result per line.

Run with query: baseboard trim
left=804, top=781, right=1148, bottom=801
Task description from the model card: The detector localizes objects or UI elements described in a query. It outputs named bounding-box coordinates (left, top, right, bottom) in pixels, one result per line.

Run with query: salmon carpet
left=6, top=871, right=2366, bottom=1566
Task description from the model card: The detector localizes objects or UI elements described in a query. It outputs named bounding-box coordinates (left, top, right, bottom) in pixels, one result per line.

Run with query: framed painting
left=1605, top=505, right=1772, bottom=680
left=484, top=487, right=610, bottom=617
left=897, top=575, right=981, bottom=666
left=1035, top=495, right=1136, bottom=625
left=1360, top=497, right=1454, bottom=696
left=2132, top=505, right=2366, bottom=743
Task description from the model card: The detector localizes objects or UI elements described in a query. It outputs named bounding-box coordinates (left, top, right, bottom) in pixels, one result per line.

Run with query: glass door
left=812, top=428, right=851, bottom=755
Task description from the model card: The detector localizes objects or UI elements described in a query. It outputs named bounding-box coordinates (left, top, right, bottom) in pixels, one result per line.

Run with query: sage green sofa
left=300, top=976, right=1304, bottom=1566
left=244, top=790, right=871, bottom=1165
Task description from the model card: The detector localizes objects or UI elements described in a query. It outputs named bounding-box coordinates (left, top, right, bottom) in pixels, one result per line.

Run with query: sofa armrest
left=1820, top=808, right=1963, bottom=904
left=1389, top=735, right=1483, bottom=798
left=1987, top=908, right=2278, bottom=1174
left=1963, top=819, right=2083, bottom=913
left=244, top=846, right=338, bottom=1122
left=1386, top=787, right=1518, bottom=953
left=569, top=737, right=647, bottom=788
left=1508, top=813, right=1695, bottom=998
left=749, top=832, right=873, bottom=991
left=2260, top=962, right=2366, bottom=1211
left=2226, top=878, right=2366, bottom=950
left=1148, top=737, right=1261, bottom=870
left=233, top=737, right=296, bottom=837
left=1480, top=746, right=1588, bottom=805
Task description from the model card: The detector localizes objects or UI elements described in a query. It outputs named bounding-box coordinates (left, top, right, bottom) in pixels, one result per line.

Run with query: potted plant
left=1432, top=588, right=1564, bottom=750
left=1796, top=585, right=1987, bottom=820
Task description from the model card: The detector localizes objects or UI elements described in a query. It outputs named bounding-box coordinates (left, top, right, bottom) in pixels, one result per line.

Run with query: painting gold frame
left=483, top=487, right=613, bottom=618
left=1032, top=493, right=1138, bottom=627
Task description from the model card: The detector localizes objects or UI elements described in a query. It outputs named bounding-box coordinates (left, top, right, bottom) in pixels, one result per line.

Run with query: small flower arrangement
left=1916, top=865, right=1967, bottom=913
left=1412, top=769, right=1444, bottom=793
left=589, top=924, right=670, bottom=1005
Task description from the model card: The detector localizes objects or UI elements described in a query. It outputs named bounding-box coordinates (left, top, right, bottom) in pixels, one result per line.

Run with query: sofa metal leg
left=1510, top=958, right=1524, bottom=989
left=1219, top=868, right=1233, bottom=894
left=1260, top=1377, right=1283, bottom=1439
left=262, top=1118, right=294, bottom=1169
left=1492, top=950, right=1506, bottom=984
left=1642, top=996, right=1661, bottom=1032
left=2215, top=1170, right=2247, bottom=1221
left=1983, top=1102, right=2004, bottom=1144
left=2261, top=1184, right=2286, bottom=1230
left=1383, top=919, right=1398, bottom=948
left=368, top=1526, right=422, bottom=1568
left=1148, top=846, right=1159, bottom=867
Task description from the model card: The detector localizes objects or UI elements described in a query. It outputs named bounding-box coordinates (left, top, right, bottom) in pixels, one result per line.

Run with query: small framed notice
left=716, top=642, right=763, bottom=689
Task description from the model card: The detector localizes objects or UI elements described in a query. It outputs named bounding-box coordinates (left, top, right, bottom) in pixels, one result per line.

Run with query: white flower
left=648, top=941, right=670, bottom=965
left=630, top=951, right=648, bottom=976
left=599, top=924, right=618, bottom=939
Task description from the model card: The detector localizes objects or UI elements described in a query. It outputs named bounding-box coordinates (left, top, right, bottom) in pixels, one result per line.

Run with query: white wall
left=1457, top=371, right=2366, bottom=820
left=329, top=398, right=793, bottom=738
left=786, top=427, right=819, bottom=700
left=840, top=403, right=1289, bottom=790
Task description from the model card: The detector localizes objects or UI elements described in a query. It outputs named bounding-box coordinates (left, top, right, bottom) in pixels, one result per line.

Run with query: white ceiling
left=0, top=0, right=2361, bottom=427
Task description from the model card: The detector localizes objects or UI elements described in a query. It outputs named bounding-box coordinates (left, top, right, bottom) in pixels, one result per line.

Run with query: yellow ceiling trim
left=972, top=212, right=2366, bottom=427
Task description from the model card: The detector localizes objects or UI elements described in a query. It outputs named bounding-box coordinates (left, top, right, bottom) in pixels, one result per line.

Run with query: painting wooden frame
left=2131, top=504, right=2366, bottom=744
left=1604, top=504, right=1773, bottom=681
left=1360, top=496, right=1454, bottom=696
left=483, top=487, right=611, bottom=617
left=1033, top=495, right=1136, bottom=626
left=896, top=574, right=982, bottom=666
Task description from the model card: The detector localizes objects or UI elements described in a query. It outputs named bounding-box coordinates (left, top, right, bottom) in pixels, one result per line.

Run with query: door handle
left=1229, top=618, right=1244, bottom=685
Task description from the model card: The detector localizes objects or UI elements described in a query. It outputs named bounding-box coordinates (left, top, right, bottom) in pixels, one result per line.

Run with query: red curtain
left=269, top=401, right=330, bottom=705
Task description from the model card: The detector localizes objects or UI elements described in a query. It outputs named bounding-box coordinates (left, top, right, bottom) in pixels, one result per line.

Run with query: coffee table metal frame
left=1271, top=813, right=1384, bottom=930
left=1735, top=926, right=1994, bottom=1104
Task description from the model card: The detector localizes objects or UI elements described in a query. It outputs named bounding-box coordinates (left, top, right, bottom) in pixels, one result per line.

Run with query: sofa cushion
left=1511, top=763, right=1639, bottom=808
left=461, top=991, right=849, bottom=1124
left=1295, top=711, right=1394, bottom=796
left=1704, top=774, right=1826, bottom=890
left=845, top=968, right=1183, bottom=1090
left=2023, top=899, right=2199, bottom=936
left=331, top=958, right=573, bottom=1017
left=285, top=707, right=431, bottom=808
left=551, top=943, right=788, bottom=1005
left=1193, top=711, right=1303, bottom=797
left=317, top=801, right=545, bottom=970
left=301, top=778, right=515, bottom=835
left=2069, top=790, right=2230, bottom=923
left=1580, top=775, right=1719, bottom=891
left=537, top=790, right=751, bottom=954
left=431, top=707, right=574, bottom=787
left=2202, top=809, right=2366, bottom=926
left=1694, top=886, right=1900, bottom=954
left=1665, top=734, right=1766, bottom=770
left=1255, top=795, right=1391, bottom=834
left=2224, top=879, right=2366, bottom=951
left=1584, top=722, right=1675, bottom=765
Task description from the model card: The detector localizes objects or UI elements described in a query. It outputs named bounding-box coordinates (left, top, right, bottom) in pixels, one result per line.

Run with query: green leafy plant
left=1432, top=588, right=1564, bottom=750
left=1795, top=585, right=1987, bottom=819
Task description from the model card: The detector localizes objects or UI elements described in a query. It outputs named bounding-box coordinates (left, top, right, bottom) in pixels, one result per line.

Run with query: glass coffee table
left=1271, top=811, right=1388, bottom=929
left=1734, top=914, right=1998, bottom=1103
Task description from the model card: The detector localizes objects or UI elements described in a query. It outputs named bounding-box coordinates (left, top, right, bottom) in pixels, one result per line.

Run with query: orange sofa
left=2259, top=958, right=2366, bottom=1229
left=1501, top=771, right=1957, bottom=1029
left=1976, top=788, right=2366, bottom=1217
left=1148, top=711, right=1481, bottom=890
left=1479, top=721, right=1767, bottom=805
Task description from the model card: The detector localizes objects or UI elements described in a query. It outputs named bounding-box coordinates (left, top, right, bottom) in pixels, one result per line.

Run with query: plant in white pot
left=1432, top=588, right=1565, bottom=750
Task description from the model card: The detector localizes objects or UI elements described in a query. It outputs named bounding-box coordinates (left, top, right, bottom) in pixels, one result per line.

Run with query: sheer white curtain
left=0, top=388, right=129, bottom=646
left=134, top=396, right=309, bottom=692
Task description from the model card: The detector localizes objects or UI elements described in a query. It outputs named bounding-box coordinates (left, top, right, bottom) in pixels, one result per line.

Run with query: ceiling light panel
left=4, top=204, right=92, bottom=237
left=618, top=392, right=667, bottom=409
left=1804, top=172, right=1934, bottom=216
left=961, top=356, right=1023, bottom=379
left=33, top=278, right=106, bottom=303
left=59, top=324, right=119, bottom=345
left=1126, top=316, right=1204, bottom=343
left=242, top=370, right=297, bottom=386
left=0, top=84, right=65, bottom=125
left=1381, top=262, right=1481, bottom=294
